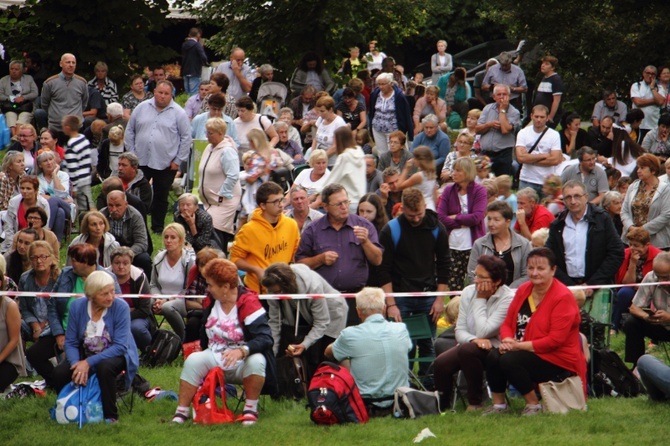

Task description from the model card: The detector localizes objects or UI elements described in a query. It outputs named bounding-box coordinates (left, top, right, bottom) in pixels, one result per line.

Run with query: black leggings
left=486, top=349, right=571, bottom=396
left=433, top=342, right=489, bottom=406
left=0, top=361, right=19, bottom=391
left=52, top=356, right=127, bottom=420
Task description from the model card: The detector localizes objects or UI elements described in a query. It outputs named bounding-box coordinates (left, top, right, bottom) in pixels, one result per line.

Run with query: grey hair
left=376, top=72, right=394, bottom=85
left=355, top=287, right=386, bottom=316
left=600, top=190, right=622, bottom=210
left=9, top=60, right=23, bottom=68
left=258, top=64, right=274, bottom=76
left=562, top=180, right=587, bottom=194
left=498, top=52, right=514, bottom=64
left=106, top=102, right=123, bottom=118
left=493, top=84, right=511, bottom=95
left=279, top=107, right=294, bottom=118
left=516, top=187, right=539, bottom=203
left=365, top=154, right=377, bottom=166
left=178, top=193, right=199, bottom=206
left=421, top=114, right=439, bottom=125
left=273, top=121, right=289, bottom=131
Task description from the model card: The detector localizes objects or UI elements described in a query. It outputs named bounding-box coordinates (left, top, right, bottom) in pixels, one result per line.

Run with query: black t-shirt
left=534, top=73, right=565, bottom=113
left=515, top=298, right=534, bottom=341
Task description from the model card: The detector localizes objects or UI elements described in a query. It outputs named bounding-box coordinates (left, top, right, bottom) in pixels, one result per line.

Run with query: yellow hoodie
left=230, top=208, right=300, bottom=292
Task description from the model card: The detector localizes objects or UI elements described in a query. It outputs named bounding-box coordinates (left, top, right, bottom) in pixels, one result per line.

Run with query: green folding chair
left=403, top=314, right=435, bottom=390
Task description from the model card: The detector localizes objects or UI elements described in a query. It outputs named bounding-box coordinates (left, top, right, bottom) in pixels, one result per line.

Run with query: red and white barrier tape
left=1, top=280, right=668, bottom=300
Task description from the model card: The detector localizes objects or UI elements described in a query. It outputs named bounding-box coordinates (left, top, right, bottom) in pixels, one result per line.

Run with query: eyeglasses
left=563, top=194, right=586, bottom=201
left=18, top=134, right=33, bottom=139
left=328, top=199, right=351, bottom=208
left=644, top=71, right=657, bottom=76
left=27, top=216, right=42, bottom=221
left=265, top=198, right=283, bottom=206
left=473, top=274, right=491, bottom=281
left=30, top=255, right=50, bottom=262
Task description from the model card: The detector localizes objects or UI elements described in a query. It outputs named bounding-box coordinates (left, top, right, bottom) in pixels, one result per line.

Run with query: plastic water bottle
left=85, top=400, right=104, bottom=423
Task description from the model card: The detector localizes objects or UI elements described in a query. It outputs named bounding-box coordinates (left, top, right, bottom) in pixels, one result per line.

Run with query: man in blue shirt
left=125, top=80, right=192, bottom=233
left=326, top=287, right=411, bottom=415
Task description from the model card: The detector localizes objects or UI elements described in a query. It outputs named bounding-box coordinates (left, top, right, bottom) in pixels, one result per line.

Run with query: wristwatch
left=240, top=345, right=250, bottom=358
left=500, top=109, right=507, bottom=114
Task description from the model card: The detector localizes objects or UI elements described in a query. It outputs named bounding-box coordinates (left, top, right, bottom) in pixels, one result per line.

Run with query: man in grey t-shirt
left=40, top=53, right=88, bottom=133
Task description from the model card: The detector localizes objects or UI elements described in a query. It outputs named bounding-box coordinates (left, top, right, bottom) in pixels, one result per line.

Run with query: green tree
left=177, top=0, right=430, bottom=82
left=481, top=0, right=670, bottom=115
left=0, top=0, right=176, bottom=86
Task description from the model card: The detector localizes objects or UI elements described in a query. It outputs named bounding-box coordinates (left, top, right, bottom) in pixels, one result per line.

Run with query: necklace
left=493, top=234, right=511, bottom=256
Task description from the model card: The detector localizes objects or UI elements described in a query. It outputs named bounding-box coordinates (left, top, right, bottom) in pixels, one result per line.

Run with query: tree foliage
left=177, top=0, right=431, bottom=79
left=0, top=0, right=176, bottom=86
left=481, top=0, right=670, bottom=115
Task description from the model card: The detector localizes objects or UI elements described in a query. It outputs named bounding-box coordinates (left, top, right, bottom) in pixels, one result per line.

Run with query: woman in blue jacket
left=51, top=270, right=137, bottom=423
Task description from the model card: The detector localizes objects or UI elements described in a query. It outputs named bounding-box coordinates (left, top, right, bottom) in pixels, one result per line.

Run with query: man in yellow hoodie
left=230, top=181, right=300, bottom=292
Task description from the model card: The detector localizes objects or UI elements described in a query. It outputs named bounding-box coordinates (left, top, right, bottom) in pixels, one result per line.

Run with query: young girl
left=474, top=155, right=492, bottom=183
left=97, top=125, right=125, bottom=180
left=541, top=174, right=564, bottom=216
left=238, top=152, right=261, bottom=227
left=355, top=129, right=375, bottom=155
left=396, top=145, right=437, bottom=210
left=357, top=193, right=388, bottom=235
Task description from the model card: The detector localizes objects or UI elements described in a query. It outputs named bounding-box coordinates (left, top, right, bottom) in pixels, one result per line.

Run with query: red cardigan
left=500, top=278, right=587, bottom=396
left=615, top=245, right=661, bottom=284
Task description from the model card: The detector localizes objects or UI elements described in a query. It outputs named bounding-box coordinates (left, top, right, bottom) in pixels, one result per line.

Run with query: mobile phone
left=642, top=308, right=655, bottom=316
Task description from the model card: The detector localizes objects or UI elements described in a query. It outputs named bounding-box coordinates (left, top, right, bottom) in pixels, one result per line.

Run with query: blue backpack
left=50, top=374, right=104, bottom=425
left=388, top=218, right=439, bottom=249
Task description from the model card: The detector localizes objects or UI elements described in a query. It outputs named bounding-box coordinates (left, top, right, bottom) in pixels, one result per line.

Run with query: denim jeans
left=637, top=354, right=670, bottom=401
left=395, top=296, right=436, bottom=375
left=184, top=75, right=201, bottom=96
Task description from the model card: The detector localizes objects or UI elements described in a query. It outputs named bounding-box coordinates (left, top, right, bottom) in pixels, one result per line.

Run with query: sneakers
left=235, top=410, right=258, bottom=426
left=482, top=405, right=509, bottom=416
left=105, top=418, right=118, bottom=424
left=520, top=404, right=543, bottom=417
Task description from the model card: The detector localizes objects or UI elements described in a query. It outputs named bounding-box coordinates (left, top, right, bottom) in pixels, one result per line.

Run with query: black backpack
left=272, top=356, right=308, bottom=400
left=591, top=349, right=645, bottom=397
left=141, top=329, right=182, bottom=367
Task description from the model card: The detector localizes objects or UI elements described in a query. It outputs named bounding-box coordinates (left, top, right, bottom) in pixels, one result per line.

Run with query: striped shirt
left=64, top=134, right=92, bottom=189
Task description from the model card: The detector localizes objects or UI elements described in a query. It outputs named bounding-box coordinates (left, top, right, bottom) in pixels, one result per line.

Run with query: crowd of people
left=2, top=32, right=670, bottom=427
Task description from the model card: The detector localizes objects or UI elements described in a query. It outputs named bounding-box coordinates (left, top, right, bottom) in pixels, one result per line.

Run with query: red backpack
left=307, top=362, right=369, bottom=425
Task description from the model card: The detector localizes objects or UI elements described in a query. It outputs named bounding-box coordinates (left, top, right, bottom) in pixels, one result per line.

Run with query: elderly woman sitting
left=484, top=248, right=586, bottom=416
left=173, top=193, right=217, bottom=253
left=274, top=121, right=305, bottom=165
left=433, top=255, right=514, bottom=411
left=171, top=259, right=275, bottom=425
left=51, top=271, right=138, bottom=423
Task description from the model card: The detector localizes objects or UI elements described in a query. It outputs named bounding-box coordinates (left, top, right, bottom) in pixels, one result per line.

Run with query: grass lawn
left=2, top=334, right=669, bottom=445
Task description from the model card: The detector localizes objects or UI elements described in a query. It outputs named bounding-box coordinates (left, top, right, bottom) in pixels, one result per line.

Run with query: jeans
left=395, top=296, right=437, bottom=375
left=184, top=76, right=201, bottom=96
left=47, top=196, right=73, bottom=241
left=518, top=180, right=544, bottom=200
left=131, top=318, right=153, bottom=352
left=637, top=354, right=670, bottom=401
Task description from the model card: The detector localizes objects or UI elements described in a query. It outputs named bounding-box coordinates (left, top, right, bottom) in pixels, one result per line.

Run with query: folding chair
left=403, top=314, right=435, bottom=390
left=116, top=370, right=134, bottom=415
left=584, top=288, right=613, bottom=394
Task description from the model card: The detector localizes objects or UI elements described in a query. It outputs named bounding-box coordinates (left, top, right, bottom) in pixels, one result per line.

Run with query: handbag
left=182, top=340, right=202, bottom=360
left=392, top=386, right=441, bottom=419
left=539, top=375, right=587, bottom=414
left=192, top=368, right=235, bottom=424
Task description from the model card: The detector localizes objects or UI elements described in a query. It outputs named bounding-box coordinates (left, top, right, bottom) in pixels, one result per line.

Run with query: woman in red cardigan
left=612, top=227, right=661, bottom=333
left=483, top=247, right=586, bottom=416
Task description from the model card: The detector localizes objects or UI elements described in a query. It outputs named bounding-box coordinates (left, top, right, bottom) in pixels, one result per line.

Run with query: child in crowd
left=356, top=129, right=374, bottom=155
left=541, top=174, right=564, bottom=216
left=606, top=166, right=622, bottom=190
left=474, top=155, right=492, bottom=184
left=530, top=227, right=549, bottom=248
left=238, top=151, right=262, bottom=227
left=616, top=177, right=632, bottom=196
left=494, top=174, right=517, bottom=228
left=62, top=115, right=94, bottom=213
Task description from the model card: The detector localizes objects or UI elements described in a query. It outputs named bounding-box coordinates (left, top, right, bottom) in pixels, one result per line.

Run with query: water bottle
left=85, top=400, right=104, bottom=423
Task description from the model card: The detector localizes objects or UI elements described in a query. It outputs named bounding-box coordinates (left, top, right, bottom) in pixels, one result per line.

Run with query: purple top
left=437, top=181, right=487, bottom=243
left=296, top=213, right=382, bottom=291
left=277, top=139, right=305, bottom=165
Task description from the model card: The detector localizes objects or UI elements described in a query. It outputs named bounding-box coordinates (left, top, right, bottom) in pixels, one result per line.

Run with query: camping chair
left=584, top=288, right=613, bottom=394
left=403, top=314, right=435, bottom=390
left=116, top=370, right=134, bottom=415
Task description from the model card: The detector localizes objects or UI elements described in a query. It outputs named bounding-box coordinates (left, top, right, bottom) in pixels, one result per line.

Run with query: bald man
left=40, top=53, right=88, bottom=133
left=214, top=47, right=254, bottom=101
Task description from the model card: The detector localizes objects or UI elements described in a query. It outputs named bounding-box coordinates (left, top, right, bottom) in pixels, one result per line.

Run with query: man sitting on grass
left=325, top=287, right=411, bottom=416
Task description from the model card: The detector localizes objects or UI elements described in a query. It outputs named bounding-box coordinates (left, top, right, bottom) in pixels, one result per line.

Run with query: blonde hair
left=445, top=295, right=460, bottom=325
left=247, top=128, right=270, bottom=153
left=531, top=228, right=549, bottom=247
left=411, top=145, right=436, bottom=180
left=163, top=222, right=186, bottom=248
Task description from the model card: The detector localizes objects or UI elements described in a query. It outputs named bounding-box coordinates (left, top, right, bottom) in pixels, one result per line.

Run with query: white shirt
left=563, top=207, right=589, bottom=278
left=516, top=125, right=561, bottom=186
left=449, top=193, right=472, bottom=250
left=631, top=80, right=660, bottom=130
